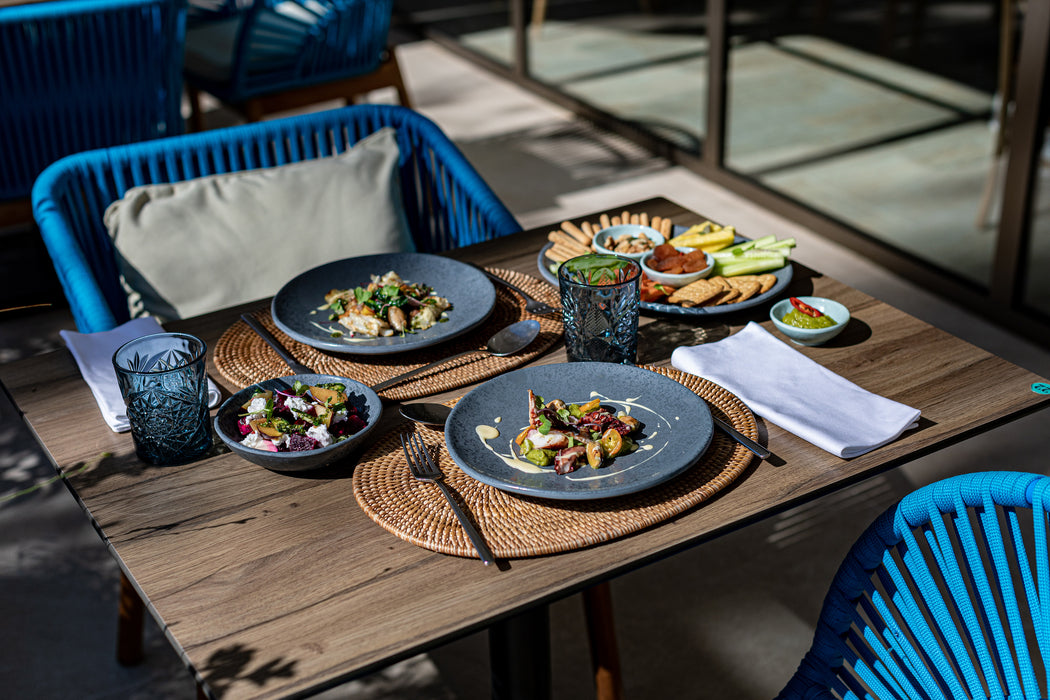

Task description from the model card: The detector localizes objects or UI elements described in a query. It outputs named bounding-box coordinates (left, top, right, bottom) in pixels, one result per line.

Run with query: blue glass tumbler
left=558, top=254, right=641, bottom=364
left=113, top=332, right=213, bottom=465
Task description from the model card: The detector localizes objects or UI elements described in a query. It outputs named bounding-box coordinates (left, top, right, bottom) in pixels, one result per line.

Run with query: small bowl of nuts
left=593, top=224, right=665, bottom=260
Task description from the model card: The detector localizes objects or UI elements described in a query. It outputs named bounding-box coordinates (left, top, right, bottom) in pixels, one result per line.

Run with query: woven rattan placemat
left=352, top=366, right=756, bottom=559
left=213, top=268, right=562, bottom=401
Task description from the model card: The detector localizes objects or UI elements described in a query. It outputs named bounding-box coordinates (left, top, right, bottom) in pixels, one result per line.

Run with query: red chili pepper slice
left=790, top=297, right=823, bottom=317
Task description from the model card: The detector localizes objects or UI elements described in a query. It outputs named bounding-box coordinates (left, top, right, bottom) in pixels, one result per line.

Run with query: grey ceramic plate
left=445, top=363, right=713, bottom=500
left=536, top=229, right=793, bottom=316
left=272, top=253, right=496, bottom=355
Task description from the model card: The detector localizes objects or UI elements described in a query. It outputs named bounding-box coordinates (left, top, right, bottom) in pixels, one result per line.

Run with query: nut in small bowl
left=769, top=296, right=849, bottom=346
left=215, top=374, right=382, bottom=472
left=640, top=246, right=714, bottom=287
left=592, top=224, right=665, bottom=260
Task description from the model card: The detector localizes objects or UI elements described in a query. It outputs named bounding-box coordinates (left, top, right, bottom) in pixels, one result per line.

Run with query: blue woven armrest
left=32, top=105, right=520, bottom=333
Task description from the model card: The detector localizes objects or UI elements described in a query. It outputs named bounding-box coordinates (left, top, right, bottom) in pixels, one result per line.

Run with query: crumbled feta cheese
left=247, top=397, right=268, bottom=412
left=331, top=409, right=348, bottom=424
left=241, top=431, right=270, bottom=449
left=306, top=424, right=333, bottom=447
left=285, top=396, right=311, bottom=414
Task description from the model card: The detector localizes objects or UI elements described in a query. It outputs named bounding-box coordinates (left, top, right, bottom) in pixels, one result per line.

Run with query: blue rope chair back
left=777, top=471, right=1050, bottom=700
left=32, top=104, right=520, bottom=333
left=226, top=0, right=391, bottom=98
left=0, top=0, right=186, bottom=201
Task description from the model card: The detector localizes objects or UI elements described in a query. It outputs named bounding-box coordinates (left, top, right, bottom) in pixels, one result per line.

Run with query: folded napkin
left=61, top=317, right=222, bottom=433
left=670, top=322, right=920, bottom=458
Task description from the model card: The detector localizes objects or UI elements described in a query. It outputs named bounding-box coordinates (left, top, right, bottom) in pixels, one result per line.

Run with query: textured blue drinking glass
left=112, top=333, right=213, bottom=465
left=558, top=254, right=641, bottom=364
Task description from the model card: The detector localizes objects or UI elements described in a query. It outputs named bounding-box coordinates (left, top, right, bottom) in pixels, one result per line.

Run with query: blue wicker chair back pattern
left=777, top=470, right=1050, bottom=700
left=31, top=104, right=520, bottom=333
left=0, top=0, right=186, bottom=202
left=182, top=0, right=394, bottom=102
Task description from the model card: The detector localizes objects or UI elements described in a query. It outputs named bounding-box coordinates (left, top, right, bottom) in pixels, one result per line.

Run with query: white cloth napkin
left=61, top=317, right=222, bottom=433
left=670, top=322, right=920, bottom=458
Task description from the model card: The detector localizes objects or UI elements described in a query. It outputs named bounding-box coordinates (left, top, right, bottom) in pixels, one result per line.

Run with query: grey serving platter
left=445, top=362, right=713, bottom=500
left=272, top=253, right=496, bottom=355
left=536, top=228, right=793, bottom=316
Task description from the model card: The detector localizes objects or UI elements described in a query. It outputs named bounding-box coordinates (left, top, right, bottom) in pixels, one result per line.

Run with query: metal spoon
left=373, top=319, right=541, bottom=392
left=400, top=402, right=453, bottom=426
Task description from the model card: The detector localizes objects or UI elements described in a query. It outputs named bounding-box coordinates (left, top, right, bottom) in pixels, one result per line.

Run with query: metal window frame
left=405, top=0, right=1050, bottom=344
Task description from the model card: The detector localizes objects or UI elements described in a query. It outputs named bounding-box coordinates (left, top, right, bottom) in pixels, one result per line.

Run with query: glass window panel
left=397, top=0, right=514, bottom=69
left=527, top=0, right=707, bottom=153
left=725, top=0, right=1001, bottom=287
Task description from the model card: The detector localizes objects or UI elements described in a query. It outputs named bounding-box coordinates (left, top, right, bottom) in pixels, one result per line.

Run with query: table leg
left=117, top=570, right=145, bottom=665
left=488, top=604, right=551, bottom=700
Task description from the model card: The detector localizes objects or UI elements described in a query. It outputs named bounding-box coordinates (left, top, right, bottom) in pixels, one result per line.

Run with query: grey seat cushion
left=104, top=127, right=414, bottom=321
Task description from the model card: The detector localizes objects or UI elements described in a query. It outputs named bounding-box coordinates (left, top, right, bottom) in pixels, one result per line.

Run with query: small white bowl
left=640, top=247, right=714, bottom=287
left=593, top=224, right=665, bottom=260
left=769, top=296, right=850, bottom=346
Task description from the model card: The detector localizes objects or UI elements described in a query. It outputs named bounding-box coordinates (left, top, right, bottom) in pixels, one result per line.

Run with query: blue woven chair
left=0, top=0, right=186, bottom=227
left=777, top=470, right=1050, bottom=700
left=32, top=104, right=521, bottom=333
left=181, top=0, right=410, bottom=128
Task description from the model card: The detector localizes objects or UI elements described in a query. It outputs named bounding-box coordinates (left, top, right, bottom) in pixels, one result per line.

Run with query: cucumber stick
left=712, top=254, right=786, bottom=277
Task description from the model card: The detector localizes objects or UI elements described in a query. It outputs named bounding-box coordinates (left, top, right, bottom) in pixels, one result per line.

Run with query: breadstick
left=548, top=230, right=590, bottom=254
left=630, top=213, right=640, bottom=225
left=621, top=211, right=632, bottom=225
left=650, top=216, right=662, bottom=232
left=599, top=213, right=612, bottom=229
left=550, top=243, right=585, bottom=261
left=639, top=212, right=649, bottom=227
left=560, top=221, right=590, bottom=245
left=581, top=221, right=594, bottom=239
left=546, top=246, right=573, bottom=262
left=611, top=215, right=622, bottom=226
left=660, top=218, right=672, bottom=237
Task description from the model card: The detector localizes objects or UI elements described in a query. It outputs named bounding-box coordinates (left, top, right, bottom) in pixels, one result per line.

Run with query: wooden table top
left=3, top=197, right=1047, bottom=699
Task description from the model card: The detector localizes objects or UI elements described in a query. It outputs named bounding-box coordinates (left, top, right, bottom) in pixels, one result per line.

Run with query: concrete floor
left=2, top=38, right=1049, bottom=700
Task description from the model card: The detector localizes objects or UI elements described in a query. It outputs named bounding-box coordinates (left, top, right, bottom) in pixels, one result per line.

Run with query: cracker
left=668, top=279, right=721, bottom=306
left=728, top=279, right=761, bottom=302
left=757, top=274, right=777, bottom=293
left=715, top=288, right=742, bottom=305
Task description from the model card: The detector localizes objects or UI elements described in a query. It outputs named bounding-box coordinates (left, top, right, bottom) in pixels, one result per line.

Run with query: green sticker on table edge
left=1032, top=382, right=1050, bottom=395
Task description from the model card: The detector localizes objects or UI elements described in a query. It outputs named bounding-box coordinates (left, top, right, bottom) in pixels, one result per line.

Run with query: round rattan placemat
left=213, top=268, right=562, bottom=401
left=352, top=366, right=757, bottom=559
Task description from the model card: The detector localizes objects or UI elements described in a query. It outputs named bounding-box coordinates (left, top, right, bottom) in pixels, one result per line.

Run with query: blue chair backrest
left=32, top=104, right=521, bottom=333
left=777, top=470, right=1050, bottom=700
left=189, top=0, right=393, bottom=100
left=0, top=0, right=186, bottom=201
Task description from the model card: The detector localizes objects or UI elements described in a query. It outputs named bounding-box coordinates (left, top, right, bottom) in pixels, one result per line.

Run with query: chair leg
left=117, top=570, right=145, bottom=666
left=583, top=582, right=623, bottom=700
left=186, top=85, right=205, bottom=133
left=386, top=50, right=413, bottom=109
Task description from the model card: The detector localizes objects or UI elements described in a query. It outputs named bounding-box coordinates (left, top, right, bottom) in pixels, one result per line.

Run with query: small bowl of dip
left=593, top=224, right=665, bottom=260
left=769, top=296, right=849, bottom=346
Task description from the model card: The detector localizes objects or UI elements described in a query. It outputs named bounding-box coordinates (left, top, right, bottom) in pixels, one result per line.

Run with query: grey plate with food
left=445, top=363, right=713, bottom=500
left=272, top=253, right=496, bottom=355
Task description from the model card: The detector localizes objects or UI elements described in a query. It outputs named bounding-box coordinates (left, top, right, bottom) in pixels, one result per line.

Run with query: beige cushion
left=104, top=127, right=414, bottom=321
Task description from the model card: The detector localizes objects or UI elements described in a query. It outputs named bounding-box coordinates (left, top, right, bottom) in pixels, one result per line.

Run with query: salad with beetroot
left=237, top=380, right=367, bottom=452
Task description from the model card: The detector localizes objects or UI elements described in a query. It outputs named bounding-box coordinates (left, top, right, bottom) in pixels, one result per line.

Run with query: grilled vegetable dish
left=515, top=390, right=643, bottom=474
